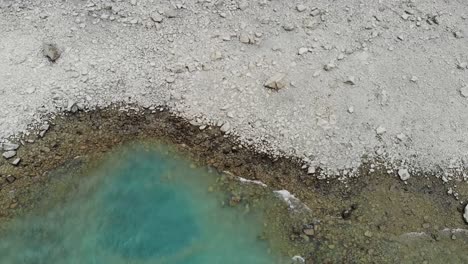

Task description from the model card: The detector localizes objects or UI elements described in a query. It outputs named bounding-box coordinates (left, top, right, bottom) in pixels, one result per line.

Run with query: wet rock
left=5, top=175, right=16, bottom=184
left=42, top=43, right=61, bottom=62
left=2, top=150, right=16, bottom=159
left=264, top=73, right=287, bottom=90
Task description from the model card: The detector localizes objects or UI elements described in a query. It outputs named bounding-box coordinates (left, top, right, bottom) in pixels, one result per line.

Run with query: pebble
left=220, top=122, right=231, bottom=133
left=298, top=47, right=308, bottom=55
left=375, top=126, right=386, bottom=135
left=11, top=158, right=21, bottom=166
left=296, top=5, right=307, bottom=12
left=460, top=85, right=468, bottom=98
left=364, top=231, right=372, bottom=237
left=239, top=32, right=252, bottom=44
left=67, top=100, right=79, bottom=113
left=264, top=73, right=287, bottom=90
left=282, top=23, right=296, bottom=31
left=42, top=43, right=61, bottom=62
left=323, top=63, right=336, bottom=71
left=457, top=62, right=467, bottom=69
left=5, top=175, right=16, bottom=184
left=307, top=166, right=316, bottom=174
left=464, top=204, right=468, bottom=224
left=165, top=77, right=176, bottom=83
left=150, top=13, right=164, bottom=23
left=398, top=168, right=411, bottom=181
left=344, top=76, right=356, bottom=85
left=2, top=142, right=19, bottom=151
left=2, top=151, right=16, bottom=159
left=348, top=106, right=354, bottom=113
left=410, top=76, right=418, bottom=82
left=303, top=228, right=315, bottom=236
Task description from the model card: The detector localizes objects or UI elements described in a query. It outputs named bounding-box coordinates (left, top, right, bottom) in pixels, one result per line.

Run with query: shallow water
left=0, top=143, right=284, bottom=264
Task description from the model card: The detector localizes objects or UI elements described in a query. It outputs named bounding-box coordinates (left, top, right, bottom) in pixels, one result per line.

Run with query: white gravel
left=0, top=0, right=467, bottom=179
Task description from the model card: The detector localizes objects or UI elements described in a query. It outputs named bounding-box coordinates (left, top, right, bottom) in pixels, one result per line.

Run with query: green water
left=0, top=144, right=285, bottom=264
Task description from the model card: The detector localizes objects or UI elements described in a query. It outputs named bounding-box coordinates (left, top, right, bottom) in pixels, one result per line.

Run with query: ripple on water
left=0, top=143, right=283, bottom=264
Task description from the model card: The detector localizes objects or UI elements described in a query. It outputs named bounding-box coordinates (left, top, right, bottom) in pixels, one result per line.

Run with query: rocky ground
left=0, top=1, right=467, bottom=180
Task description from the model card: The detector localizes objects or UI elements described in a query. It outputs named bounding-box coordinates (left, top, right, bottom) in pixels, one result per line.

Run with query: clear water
left=0, top=144, right=283, bottom=264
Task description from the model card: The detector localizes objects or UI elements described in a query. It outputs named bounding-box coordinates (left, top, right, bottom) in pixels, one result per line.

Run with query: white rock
left=239, top=32, right=252, bottom=44
left=220, top=122, right=231, bottom=133
left=398, top=168, right=411, bottom=181
left=344, top=76, right=356, bottom=85
left=410, top=76, right=418, bottom=82
left=298, top=47, right=308, bottom=55
left=457, top=62, right=467, bottom=69
left=376, top=126, right=386, bottom=135
left=2, top=142, right=19, bottom=151
left=264, top=73, right=287, bottom=90
left=307, top=166, right=316, bottom=174
left=348, top=106, right=354, bottom=113
left=463, top=205, right=468, bottom=224
left=150, top=13, right=164, bottom=23
left=396, top=133, right=406, bottom=141
left=460, top=85, right=468, bottom=98
left=11, top=158, right=21, bottom=166
left=2, top=150, right=16, bottom=159
left=292, top=255, right=305, bottom=263
left=296, top=5, right=307, bottom=12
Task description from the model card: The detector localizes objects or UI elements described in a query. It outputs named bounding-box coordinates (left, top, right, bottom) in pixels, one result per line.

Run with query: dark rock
left=5, top=175, right=16, bottom=184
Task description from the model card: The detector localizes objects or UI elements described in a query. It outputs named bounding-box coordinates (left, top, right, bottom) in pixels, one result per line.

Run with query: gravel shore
left=1, top=0, right=467, bottom=179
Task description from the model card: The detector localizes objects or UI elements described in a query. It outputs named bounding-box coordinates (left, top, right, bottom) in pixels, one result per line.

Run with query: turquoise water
left=0, top=144, right=283, bottom=264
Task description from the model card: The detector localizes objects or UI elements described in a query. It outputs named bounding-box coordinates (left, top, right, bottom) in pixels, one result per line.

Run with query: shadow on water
left=0, top=143, right=288, bottom=264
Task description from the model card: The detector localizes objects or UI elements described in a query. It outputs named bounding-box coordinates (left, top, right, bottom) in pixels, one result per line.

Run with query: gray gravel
left=0, top=0, right=467, bottom=180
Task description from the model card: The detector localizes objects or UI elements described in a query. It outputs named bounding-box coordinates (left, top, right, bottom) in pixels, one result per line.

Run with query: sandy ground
left=0, top=0, right=467, bottom=179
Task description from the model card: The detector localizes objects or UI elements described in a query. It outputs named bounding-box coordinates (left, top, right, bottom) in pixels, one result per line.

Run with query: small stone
left=42, top=43, right=61, bottom=62
left=298, top=47, right=308, bottom=55
left=410, top=76, right=418, bottom=82
left=364, top=231, right=372, bottom=237
left=376, top=126, right=386, bottom=135
left=344, top=76, right=356, bottom=85
left=150, top=13, right=164, bottom=23
left=323, top=63, right=336, bottom=71
left=398, top=168, right=411, bottom=181
left=296, top=4, right=307, bottom=12
left=401, top=14, right=410, bottom=20
left=457, top=62, right=467, bottom=69
left=463, top=204, right=468, bottom=224
left=264, top=73, right=287, bottom=90
left=307, top=166, right=316, bottom=174
left=460, top=85, right=468, bottom=98
left=397, top=35, right=404, bottom=41
left=2, top=151, right=16, bottom=159
left=211, top=51, right=223, bottom=61
left=310, top=8, right=320, bottom=17
left=2, top=142, right=19, bottom=151
left=396, top=133, right=406, bottom=141
left=303, top=228, right=315, bottom=236
left=5, top=175, right=16, bottom=184
left=11, top=158, right=21, bottom=166
left=238, top=1, right=248, bottom=10
left=239, top=32, right=252, bottom=44
left=165, top=77, right=175, bottom=83
left=348, top=106, right=354, bottom=113
left=453, top=31, right=464, bottom=39
left=220, top=122, right=231, bottom=133
left=130, top=0, right=137, bottom=5
left=282, top=23, right=296, bottom=31
left=67, top=101, right=79, bottom=113
left=422, top=223, right=430, bottom=229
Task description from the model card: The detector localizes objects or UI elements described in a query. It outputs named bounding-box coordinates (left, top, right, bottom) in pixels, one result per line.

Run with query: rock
left=11, top=158, right=20, bottom=166
left=396, top=133, right=406, bottom=141
left=5, top=175, right=16, bottom=184
left=410, top=76, right=418, bottom=82
left=282, top=23, right=296, bottom=31
left=296, top=4, right=307, bottom=12
left=239, top=32, right=253, bottom=44
left=460, top=85, right=468, bottom=98
left=211, top=51, right=223, bottom=61
left=150, top=13, right=164, bottom=23
left=165, top=77, right=175, bottom=83
left=2, top=151, right=16, bottom=159
left=303, top=228, right=315, bottom=236
left=220, top=122, right=231, bottom=133
left=67, top=100, right=79, bottom=113
left=457, top=62, right=467, bottom=69
left=298, top=47, right=308, bottom=55
left=42, top=43, right=61, bottom=62
left=364, top=231, right=373, bottom=237
left=292, top=256, right=305, bottom=264
left=398, top=168, right=411, bottom=181
left=344, top=76, right=356, bottom=85
left=463, top=204, right=468, bottom=224
left=307, top=166, right=316, bottom=174
left=323, top=63, right=336, bottom=71
left=264, top=73, right=287, bottom=90
left=2, top=142, right=19, bottom=151
left=347, top=106, right=354, bottom=113
left=376, top=126, right=386, bottom=135
left=238, top=0, right=249, bottom=10
left=453, top=30, right=464, bottom=39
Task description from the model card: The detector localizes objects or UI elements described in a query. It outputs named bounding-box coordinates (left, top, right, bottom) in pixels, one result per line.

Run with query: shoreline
left=1, top=106, right=468, bottom=262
